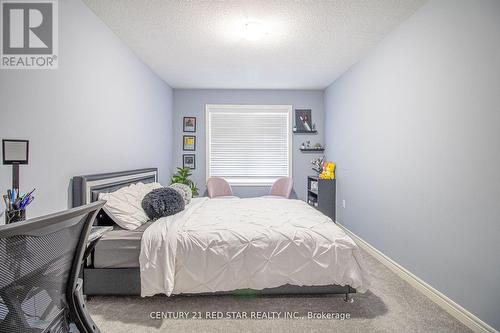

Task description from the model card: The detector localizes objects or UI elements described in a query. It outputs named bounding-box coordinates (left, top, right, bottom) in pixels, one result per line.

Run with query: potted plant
left=171, top=167, right=199, bottom=196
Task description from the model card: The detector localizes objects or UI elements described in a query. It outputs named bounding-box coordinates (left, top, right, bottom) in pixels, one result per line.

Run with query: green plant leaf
left=171, top=167, right=199, bottom=196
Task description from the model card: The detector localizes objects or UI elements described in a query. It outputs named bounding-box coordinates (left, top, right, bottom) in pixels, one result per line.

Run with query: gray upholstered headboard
left=72, top=168, right=158, bottom=226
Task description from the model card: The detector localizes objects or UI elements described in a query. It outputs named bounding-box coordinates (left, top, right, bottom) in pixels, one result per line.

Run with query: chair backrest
left=207, top=177, right=233, bottom=198
left=0, top=201, right=104, bottom=333
left=270, top=177, right=294, bottom=198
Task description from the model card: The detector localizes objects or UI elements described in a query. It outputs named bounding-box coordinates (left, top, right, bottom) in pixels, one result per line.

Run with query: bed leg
left=344, top=293, right=354, bottom=303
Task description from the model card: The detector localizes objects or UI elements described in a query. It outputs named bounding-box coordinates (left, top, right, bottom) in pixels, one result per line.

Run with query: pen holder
left=5, top=209, right=26, bottom=224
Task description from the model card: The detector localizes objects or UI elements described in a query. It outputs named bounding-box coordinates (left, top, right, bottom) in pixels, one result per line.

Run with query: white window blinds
left=206, top=104, right=292, bottom=185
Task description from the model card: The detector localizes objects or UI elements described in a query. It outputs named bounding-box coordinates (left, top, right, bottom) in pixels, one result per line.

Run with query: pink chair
left=207, top=177, right=235, bottom=198
left=267, top=177, right=293, bottom=199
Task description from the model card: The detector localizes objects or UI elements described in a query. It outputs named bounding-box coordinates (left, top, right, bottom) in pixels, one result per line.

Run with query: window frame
left=205, top=104, right=293, bottom=186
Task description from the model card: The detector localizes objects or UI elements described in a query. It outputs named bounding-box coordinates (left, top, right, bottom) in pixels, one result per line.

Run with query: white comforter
left=139, top=197, right=370, bottom=297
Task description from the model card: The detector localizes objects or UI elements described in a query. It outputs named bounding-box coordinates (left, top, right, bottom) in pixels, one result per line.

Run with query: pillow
left=168, top=183, right=192, bottom=205
left=141, top=187, right=185, bottom=220
left=98, top=182, right=163, bottom=230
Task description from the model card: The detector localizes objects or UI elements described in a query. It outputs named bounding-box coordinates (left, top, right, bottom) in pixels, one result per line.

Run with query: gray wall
left=0, top=0, right=173, bottom=220
left=324, top=0, right=500, bottom=329
left=173, top=89, right=325, bottom=199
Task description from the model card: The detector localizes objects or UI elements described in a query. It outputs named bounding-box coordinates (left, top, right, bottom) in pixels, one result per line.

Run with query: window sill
left=228, top=182, right=274, bottom=187
left=208, top=177, right=287, bottom=187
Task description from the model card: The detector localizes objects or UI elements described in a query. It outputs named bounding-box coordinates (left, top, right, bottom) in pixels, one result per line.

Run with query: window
left=206, top=104, right=292, bottom=186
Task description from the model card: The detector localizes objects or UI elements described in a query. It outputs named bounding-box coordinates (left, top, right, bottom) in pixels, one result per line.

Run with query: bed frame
left=72, top=168, right=356, bottom=300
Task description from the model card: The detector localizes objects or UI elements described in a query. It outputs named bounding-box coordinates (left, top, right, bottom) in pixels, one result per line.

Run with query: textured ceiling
left=83, top=0, right=426, bottom=89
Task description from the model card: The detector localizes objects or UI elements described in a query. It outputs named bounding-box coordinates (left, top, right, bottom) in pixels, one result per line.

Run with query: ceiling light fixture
left=242, top=21, right=267, bottom=41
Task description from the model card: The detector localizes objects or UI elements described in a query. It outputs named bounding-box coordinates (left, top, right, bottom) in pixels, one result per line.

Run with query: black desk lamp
left=2, top=139, right=29, bottom=189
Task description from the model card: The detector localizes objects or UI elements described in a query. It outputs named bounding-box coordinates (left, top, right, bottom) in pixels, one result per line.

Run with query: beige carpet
left=87, top=250, right=472, bottom=333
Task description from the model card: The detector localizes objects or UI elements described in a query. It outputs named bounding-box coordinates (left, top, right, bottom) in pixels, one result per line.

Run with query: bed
left=72, top=169, right=369, bottom=299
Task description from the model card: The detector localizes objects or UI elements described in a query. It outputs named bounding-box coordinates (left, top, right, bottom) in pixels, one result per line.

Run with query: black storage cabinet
left=307, top=176, right=336, bottom=221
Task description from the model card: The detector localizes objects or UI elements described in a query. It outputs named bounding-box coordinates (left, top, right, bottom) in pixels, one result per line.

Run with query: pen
left=22, top=188, right=36, bottom=201
left=6, top=190, right=12, bottom=210
left=21, top=196, right=34, bottom=210
left=15, top=197, right=22, bottom=210
left=20, top=195, right=30, bottom=208
left=24, top=196, right=34, bottom=209
left=2, top=195, right=8, bottom=209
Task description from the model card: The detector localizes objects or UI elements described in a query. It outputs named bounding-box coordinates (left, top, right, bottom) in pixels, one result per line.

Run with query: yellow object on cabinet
left=320, top=162, right=336, bottom=180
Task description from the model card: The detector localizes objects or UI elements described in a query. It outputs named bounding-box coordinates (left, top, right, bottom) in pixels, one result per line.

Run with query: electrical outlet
left=342, top=200, right=346, bottom=208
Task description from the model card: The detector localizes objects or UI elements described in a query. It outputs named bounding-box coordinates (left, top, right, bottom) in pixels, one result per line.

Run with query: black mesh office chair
left=0, top=201, right=105, bottom=333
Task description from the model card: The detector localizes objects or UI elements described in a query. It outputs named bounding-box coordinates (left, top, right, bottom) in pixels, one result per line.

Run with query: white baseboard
left=336, top=222, right=498, bottom=333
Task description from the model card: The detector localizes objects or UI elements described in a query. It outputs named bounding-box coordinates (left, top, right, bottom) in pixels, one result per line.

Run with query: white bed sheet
left=139, top=197, right=370, bottom=297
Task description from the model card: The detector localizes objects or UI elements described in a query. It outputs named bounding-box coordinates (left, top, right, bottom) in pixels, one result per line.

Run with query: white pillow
left=168, top=183, right=192, bottom=205
left=98, top=182, right=163, bottom=230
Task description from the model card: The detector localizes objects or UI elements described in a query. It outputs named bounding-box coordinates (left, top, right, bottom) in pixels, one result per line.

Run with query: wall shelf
left=300, top=148, right=325, bottom=152
left=293, top=130, right=317, bottom=134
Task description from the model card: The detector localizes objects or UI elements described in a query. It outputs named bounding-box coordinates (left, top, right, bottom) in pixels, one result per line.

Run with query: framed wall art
left=183, top=135, right=196, bottom=151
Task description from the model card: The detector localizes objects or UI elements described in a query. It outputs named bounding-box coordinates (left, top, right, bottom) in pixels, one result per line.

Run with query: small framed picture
left=295, top=109, right=313, bottom=132
left=183, top=117, right=196, bottom=132
left=183, top=154, right=196, bottom=169
left=183, top=135, right=196, bottom=151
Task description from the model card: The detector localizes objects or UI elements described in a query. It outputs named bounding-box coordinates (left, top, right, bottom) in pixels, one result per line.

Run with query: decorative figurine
left=310, top=156, right=325, bottom=175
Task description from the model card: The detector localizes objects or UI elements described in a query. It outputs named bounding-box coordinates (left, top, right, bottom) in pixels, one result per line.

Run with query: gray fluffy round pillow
left=141, top=187, right=185, bottom=220
left=169, top=183, right=192, bottom=205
